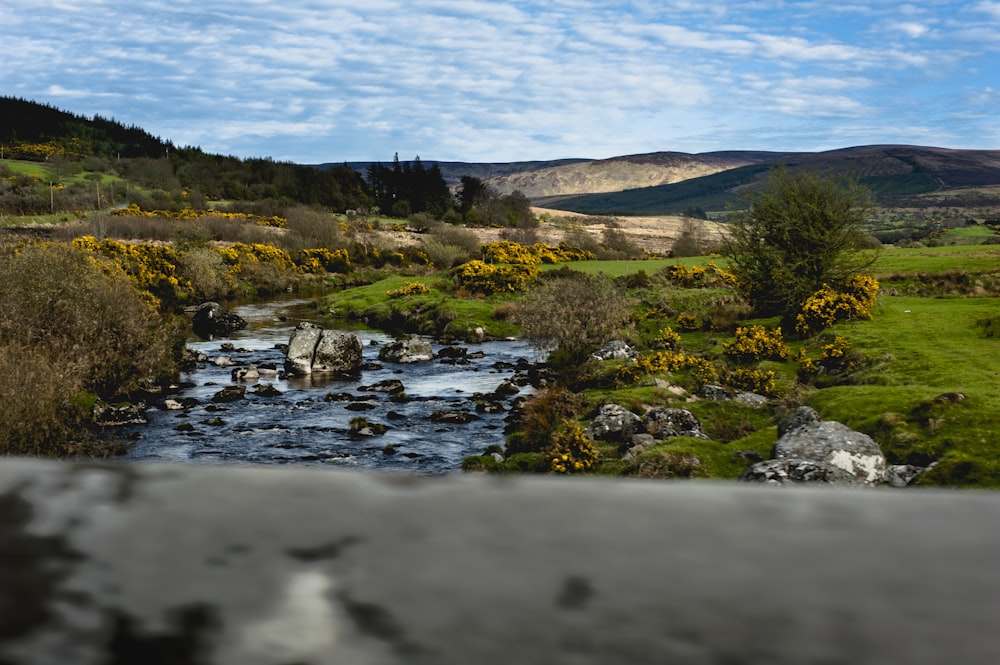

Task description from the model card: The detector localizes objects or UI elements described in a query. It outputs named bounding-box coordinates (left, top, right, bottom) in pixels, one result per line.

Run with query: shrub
left=176, top=247, right=234, bottom=300
left=515, top=273, right=630, bottom=363
left=656, top=326, right=682, bottom=350
left=505, top=388, right=586, bottom=455
left=544, top=421, right=599, bottom=474
left=386, top=281, right=431, bottom=298
left=794, top=274, right=879, bottom=337
left=294, top=248, right=351, bottom=274
left=0, top=242, right=178, bottom=455
left=676, top=313, right=701, bottom=331
left=723, top=367, right=779, bottom=397
left=481, top=240, right=596, bottom=265
left=72, top=235, right=189, bottom=308
left=722, top=167, right=876, bottom=319
left=658, top=261, right=736, bottom=288
left=421, top=239, right=476, bottom=268
left=451, top=260, right=539, bottom=295
left=722, top=326, right=789, bottom=363
left=619, top=351, right=719, bottom=385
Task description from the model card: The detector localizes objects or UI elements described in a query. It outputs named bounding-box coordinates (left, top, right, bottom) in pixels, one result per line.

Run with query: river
left=119, top=297, right=538, bottom=474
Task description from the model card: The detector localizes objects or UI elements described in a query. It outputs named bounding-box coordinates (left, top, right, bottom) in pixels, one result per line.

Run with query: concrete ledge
left=1, top=457, right=998, bottom=664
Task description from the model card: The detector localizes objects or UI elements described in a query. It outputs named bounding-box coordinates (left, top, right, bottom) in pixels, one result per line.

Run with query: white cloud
left=1, top=0, right=996, bottom=161
left=890, top=21, right=930, bottom=38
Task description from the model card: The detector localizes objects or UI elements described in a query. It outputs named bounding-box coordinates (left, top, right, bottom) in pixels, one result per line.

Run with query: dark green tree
left=721, top=167, right=876, bottom=320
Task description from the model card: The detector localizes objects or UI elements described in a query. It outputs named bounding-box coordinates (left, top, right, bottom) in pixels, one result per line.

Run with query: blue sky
left=3, top=1, right=999, bottom=163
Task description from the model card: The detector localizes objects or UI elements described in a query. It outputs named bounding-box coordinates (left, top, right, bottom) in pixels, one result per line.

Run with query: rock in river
left=284, top=322, right=363, bottom=376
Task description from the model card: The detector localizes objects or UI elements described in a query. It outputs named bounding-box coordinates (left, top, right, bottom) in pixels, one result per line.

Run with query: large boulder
left=312, top=330, right=363, bottom=373
left=739, top=459, right=867, bottom=486
left=771, top=420, right=886, bottom=484
left=585, top=404, right=643, bottom=443
left=642, top=408, right=708, bottom=439
left=284, top=323, right=362, bottom=376
left=379, top=336, right=434, bottom=363
left=191, top=302, right=247, bottom=340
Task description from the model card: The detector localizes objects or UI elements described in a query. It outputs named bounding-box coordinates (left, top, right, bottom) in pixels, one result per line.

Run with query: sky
left=2, top=1, right=999, bottom=163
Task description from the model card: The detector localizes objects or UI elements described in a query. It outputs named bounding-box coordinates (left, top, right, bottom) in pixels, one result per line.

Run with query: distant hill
left=534, top=145, right=1000, bottom=215
left=483, top=150, right=800, bottom=199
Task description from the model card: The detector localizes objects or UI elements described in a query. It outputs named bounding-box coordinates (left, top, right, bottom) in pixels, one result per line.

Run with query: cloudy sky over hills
left=3, top=1, right=999, bottom=163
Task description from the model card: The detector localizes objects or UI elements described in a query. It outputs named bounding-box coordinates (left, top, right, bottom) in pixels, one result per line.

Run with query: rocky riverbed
left=118, top=298, right=539, bottom=473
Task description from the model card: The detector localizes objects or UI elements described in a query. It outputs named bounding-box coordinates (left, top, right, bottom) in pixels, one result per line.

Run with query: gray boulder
left=585, top=404, right=643, bottom=442
left=379, top=336, right=434, bottom=363
left=191, top=302, right=247, bottom=340
left=312, top=330, right=363, bottom=373
left=734, top=392, right=768, bottom=408
left=285, top=322, right=324, bottom=375
left=740, top=459, right=867, bottom=486
left=883, top=464, right=926, bottom=488
left=284, top=323, right=362, bottom=376
left=642, top=407, right=708, bottom=439
left=591, top=340, right=636, bottom=361
left=772, top=420, right=886, bottom=484
left=778, top=406, right=822, bottom=437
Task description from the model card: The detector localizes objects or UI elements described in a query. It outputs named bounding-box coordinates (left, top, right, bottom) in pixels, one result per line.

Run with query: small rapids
left=119, top=297, right=538, bottom=474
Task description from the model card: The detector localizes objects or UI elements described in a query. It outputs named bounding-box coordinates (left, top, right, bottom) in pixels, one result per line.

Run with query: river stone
left=232, top=365, right=260, bottom=382
left=379, top=336, right=434, bottom=363
left=285, top=322, right=324, bottom=375
left=585, top=404, right=643, bottom=442
left=312, top=330, right=363, bottom=374
left=430, top=410, right=480, bottom=424
left=284, top=323, right=362, bottom=375
left=771, top=420, right=886, bottom=484
left=642, top=407, right=708, bottom=439
left=191, top=301, right=247, bottom=340
left=359, top=379, right=405, bottom=394
left=212, top=385, right=246, bottom=403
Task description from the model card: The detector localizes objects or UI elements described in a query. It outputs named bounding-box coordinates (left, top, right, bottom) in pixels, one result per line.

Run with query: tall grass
left=0, top=242, right=179, bottom=456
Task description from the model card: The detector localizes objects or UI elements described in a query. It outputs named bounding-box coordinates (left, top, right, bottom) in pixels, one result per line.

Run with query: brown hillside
left=486, top=151, right=789, bottom=198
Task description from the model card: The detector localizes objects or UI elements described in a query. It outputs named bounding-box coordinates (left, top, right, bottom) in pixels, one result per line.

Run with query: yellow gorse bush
left=722, top=325, right=789, bottom=363
left=112, top=204, right=287, bottom=228
left=451, top=260, right=539, bottom=295
left=294, top=248, right=350, bottom=274
left=723, top=367, right=779, bottom=397
left=481, top=241, right=595, bottom=265
left=659, top=261, right=736, bottom=288
left=619, top=351, right=719, bottom=384
left=219, top=242, right=294, bottom=275
left=386, top=281, right=431, bottom=298
left=72, top=236, right=188, bottom=308
left=795, top=274, right=879, bottom=337
left=656, top=326, right=682, bottom=350
left=796, top=336, right=857, bottom=382
left=544, top=421, right=599, bottom=474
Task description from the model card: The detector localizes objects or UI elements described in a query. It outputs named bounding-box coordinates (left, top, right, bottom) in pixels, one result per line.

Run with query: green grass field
left=869, top=245, right=1000, bottom=275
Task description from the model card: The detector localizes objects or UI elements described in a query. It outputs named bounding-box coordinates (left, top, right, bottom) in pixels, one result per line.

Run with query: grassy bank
left=322, top=274, right=521, bottom=340
left=446, top=245, right=1000, bottom=487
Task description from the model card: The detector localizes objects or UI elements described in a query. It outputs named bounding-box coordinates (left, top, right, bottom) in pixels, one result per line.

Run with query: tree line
left=1, top=97, right=534, bottom=226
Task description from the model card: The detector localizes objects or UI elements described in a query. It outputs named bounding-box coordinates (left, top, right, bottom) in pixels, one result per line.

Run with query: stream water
left=119, top=297, right=538, bottom=474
